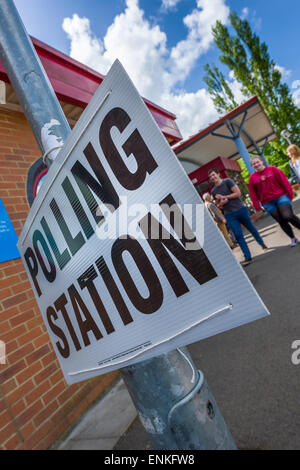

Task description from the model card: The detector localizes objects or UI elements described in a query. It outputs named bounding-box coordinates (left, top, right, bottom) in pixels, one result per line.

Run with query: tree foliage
left=204, top=12, right=300, bottom=174
left=203, top=64, right=239, bottom=113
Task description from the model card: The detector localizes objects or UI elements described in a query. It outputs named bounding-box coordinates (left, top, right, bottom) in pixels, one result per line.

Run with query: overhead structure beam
left=211, top=112, right=268, bottom=174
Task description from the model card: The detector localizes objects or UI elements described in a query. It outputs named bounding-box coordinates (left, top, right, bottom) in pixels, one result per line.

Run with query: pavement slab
left=56, top=379, right=137, bottom=450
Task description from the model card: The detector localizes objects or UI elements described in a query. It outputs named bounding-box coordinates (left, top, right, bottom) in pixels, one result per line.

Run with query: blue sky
left=13, top=0, right=300, bottom=138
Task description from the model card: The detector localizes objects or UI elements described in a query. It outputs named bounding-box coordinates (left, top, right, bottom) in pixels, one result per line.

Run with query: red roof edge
left=32, top=37, right=177, bottom=120
left=32, top=37, right=105, bottom=82
left=0, top=35, right=182, bottom=143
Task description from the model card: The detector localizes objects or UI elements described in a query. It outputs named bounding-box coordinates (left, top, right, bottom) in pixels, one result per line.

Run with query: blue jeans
left=225, top=206, right=264, bottom=260
left=262, top=194, right=291, bottom=214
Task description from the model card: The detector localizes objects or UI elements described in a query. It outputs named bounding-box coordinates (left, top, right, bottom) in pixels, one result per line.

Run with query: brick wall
left=0, top=108, right=119, bottom=450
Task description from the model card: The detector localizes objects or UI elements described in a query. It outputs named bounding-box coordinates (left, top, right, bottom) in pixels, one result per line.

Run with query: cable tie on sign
left=68, top=303, right=233, bottom=377
left=42, top=145, right=64, bottom=164
left=177, top=347, right=196, bottom=384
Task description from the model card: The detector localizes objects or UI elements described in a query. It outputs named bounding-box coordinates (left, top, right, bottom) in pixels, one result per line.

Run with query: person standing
left=202, top=192, right=235, bottom=248
left=208, top=168, right=267, bottom=266
left=287, top=144, right=300, bottom=183
left=249, top=156, right=300, bottom=247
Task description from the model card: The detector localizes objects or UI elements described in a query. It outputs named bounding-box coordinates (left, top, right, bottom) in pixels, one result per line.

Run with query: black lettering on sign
left=71, top=142, right=120, bottom=225
left=111, top=236, right=163, bottom=314
left=40, top=216, right=71, bottom=270
left=71, top=167, right=103, bottom=226
left=24, top=247, right=42, bottom=297
left=46, top=306, right=70, bottom=359
left=68, top=284, right=103, bottom=347
left=139, top=194, right=217, bottom=297
left=62, top=176, right=94, bottom=240
left=100, top=107, right=158, bottom=190
left=50, top=198, right=85, bottom=256
left=32, top=230, right=56, bottom=283
left=54, top=293, right=82, bottom=352
left=77, top=265, right=115, bottom=334
left=95, top=256, right=133, bottom=326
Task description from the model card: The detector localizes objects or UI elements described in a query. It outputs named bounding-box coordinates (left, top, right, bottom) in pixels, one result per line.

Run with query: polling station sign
left=18, top=60, right=269, bottom=384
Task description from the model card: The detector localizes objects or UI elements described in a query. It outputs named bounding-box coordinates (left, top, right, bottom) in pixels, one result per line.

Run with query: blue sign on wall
left=0, top=198, right=20, bottom=263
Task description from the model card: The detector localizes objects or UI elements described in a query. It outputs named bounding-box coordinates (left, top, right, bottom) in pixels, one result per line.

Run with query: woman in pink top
left=249, top=156, right=300, bottom=247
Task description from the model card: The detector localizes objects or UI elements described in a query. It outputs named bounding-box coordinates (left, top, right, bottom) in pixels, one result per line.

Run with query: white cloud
left=62, top=14, right=110, bottom=72
left=252, top=10, right=262, bottom=30
left=241, top=7, right=249, bottom=19
left=274, top=64, right=291, bottom=81
left=227, top=71, right=248, bottom=104
left=161, top=0, right=181, bottom=9
left=292, top=80, right=300, bottom=107
left=160, top=89, right=220, bottom=138
left=169, top=0, right=230, bottom=83
left=62, top=0, right=230, bottom=138
left=63, top=0, right=169, bottom=103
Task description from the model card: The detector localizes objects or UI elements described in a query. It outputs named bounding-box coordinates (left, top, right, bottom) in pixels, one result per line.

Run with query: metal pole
left=233, top=135, right=254, bottom=175
left=212, top=118, right=255, bottom=175
left=122, top=348, right=236, bottom=450
left=212, top=129, right=254, bottom=174
left=225, top=119, right=254, bottom=174
left=230, top=121, right=269, bottom=167
left=0, top=0, right=70, bottom=166
left=0, top=0, right=236, bottom=450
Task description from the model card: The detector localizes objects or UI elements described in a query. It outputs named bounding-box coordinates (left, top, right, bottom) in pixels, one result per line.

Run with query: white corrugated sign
left=18, top=60, right=269, bottom=384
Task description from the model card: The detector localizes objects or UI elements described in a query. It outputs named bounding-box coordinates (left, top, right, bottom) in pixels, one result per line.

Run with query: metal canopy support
left=211, top=111, right=266, bottom=174
left=0, top=0, right=236, bottom=450
left=230, top=122, right=269, bottom=167
left=257, top=138, right=269, bottom=166
left=232, top=134, right=254, bottom=174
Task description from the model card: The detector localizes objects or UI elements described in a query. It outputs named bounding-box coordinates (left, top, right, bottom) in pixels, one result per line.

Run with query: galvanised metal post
left=0, top=0, right=237, bottom=450
left=0, top=0, right=70, bottom=165
left=122, top=348, right=236, bottom=450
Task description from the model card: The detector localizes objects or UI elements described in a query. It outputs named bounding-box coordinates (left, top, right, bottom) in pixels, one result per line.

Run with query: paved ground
left=55, top=379, right=137, bottom=450
left=114, top=197, right=300, bottom=450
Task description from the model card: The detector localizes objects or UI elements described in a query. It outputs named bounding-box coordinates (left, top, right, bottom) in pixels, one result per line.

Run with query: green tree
left=237, top=158, right=250, bottom=184
left=203, top=64, right=239, bottom=113
left=204, top=12, right=300, bottom=175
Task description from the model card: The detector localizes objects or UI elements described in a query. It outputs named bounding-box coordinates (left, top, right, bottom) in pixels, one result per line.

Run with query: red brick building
left=0, top=37, right=182, bottom=450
